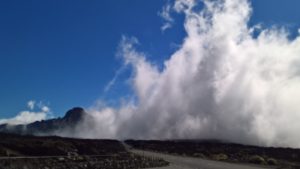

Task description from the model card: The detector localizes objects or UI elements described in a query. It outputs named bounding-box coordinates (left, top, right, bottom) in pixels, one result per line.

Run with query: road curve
left=131, top=149, right=274, bottom=169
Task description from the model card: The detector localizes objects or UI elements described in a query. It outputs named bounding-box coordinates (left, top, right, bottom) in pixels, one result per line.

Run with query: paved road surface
left=132, top=149, right=274, bottom=169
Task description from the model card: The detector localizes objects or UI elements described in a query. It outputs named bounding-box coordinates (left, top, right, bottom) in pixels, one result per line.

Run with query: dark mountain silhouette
left=0, top=107, right=88, bottom=136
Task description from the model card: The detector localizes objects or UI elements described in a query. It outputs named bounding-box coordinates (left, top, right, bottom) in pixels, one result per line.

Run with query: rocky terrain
left=125, top=140, right=300, bottom=169
left=0, top=133, right=168, bottom=169
left=0, top=133, right=124, bottom=157
left=0, top=153, right=168, bottom=169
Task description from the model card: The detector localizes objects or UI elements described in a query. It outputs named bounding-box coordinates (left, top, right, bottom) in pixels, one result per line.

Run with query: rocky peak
left=63, top=107, right=86, bottom=123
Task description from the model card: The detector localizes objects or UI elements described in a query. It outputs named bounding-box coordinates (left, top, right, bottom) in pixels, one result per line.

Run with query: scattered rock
left=58, top=157, right=65, bottom=162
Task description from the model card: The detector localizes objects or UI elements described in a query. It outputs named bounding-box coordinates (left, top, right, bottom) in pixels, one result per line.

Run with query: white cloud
left=0, top=111, right=47, bottom=125
left=0, top=101, right=50, bottom=125
left=174, top=0, right=195, bottom=13
left=158, top=1, right=175, bottom=31
left=41, top=106, right=50, bottom=113
left=27, top=100, right=35, bottom=110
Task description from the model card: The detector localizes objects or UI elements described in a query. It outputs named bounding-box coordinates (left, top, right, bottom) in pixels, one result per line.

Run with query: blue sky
left=0, top=0, right=300, bottom=118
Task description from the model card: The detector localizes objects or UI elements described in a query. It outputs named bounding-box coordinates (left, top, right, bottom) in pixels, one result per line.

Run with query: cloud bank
left=78, top=0, right=300, bottom=148
left=0, top=101, right=50, bottom=125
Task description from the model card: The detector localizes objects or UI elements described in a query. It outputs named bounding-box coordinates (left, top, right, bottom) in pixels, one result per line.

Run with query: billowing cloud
left=77, top=0, right=300, bottom=148
left=0, top=101, right=50, bottom=125
left=21, top=0, right=300, bottom=148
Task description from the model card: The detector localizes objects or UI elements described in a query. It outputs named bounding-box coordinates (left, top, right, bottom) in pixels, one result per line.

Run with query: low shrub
left=212, top=153, right=228, bottom=161
left=249, top=155, right=265, bottom=165
left=0, top=148, right=6, bottom=156
left=193, top=153, right=206, bottom=158
left=267, top=158, right=278, bottom=165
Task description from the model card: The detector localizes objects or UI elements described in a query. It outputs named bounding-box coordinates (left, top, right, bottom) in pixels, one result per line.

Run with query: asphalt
left=131, top=149, right=274, bottom=169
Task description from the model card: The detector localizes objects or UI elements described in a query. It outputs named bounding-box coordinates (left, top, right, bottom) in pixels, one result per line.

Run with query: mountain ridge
left=0, top=107, right=88, bottom=136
